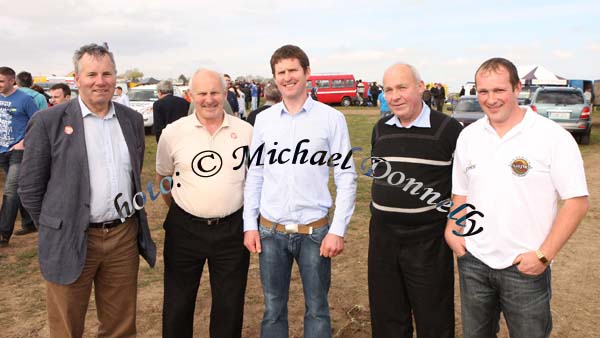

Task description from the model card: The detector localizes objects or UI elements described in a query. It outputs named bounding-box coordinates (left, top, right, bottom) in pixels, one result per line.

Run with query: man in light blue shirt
left=243, top=45, right=357, bottom=338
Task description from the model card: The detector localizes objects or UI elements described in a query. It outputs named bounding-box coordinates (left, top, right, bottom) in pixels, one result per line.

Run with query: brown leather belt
left=89, top=219, right=123, bottom=229
left=259, top=215, right=328, bottom=235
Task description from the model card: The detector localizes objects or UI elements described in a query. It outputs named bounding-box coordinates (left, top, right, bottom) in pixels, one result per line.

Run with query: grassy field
left=0, top=106, right=599, bottom=337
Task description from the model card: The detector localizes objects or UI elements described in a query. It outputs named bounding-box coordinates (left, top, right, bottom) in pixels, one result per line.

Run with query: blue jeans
left=457, top=251, right=552, bottom=338
left=258, top=223, right=332, bottom=338
left=0, top=150, right=34, bottom=240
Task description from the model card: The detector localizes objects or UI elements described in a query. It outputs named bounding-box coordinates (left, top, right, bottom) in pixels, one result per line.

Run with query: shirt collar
left=79, top=96, right=116, bottom=119
left=385, top=102, right=431, bottom=128
left=279, top=95, right=314, bottom=116
left=482, top=107, right=534, bottom=136
left=192, top=110, right=230, bottom=129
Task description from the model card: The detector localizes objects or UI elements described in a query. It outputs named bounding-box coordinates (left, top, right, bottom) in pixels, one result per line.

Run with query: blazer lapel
left=115, top=106, right=141, bottom=176
left=62, top=99, right=91, bottom=201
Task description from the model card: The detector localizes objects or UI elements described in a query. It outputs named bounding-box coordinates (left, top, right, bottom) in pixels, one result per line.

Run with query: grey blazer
left=18, top=99, right=156, bottom=285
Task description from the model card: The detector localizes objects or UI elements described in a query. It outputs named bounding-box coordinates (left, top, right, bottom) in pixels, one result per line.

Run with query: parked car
left=518, top=85, right=538, bottom=105
left=128, top=84, right=182, bottom=129
left=451, top=95, right=485, bottom=127
left=530, top=87, right=592, bottom=145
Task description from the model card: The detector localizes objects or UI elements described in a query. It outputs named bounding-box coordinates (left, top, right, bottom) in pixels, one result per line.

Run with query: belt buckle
left=206, top=218, right=219, bottom=226
left=284, top=224, right=299, bottom=234
left=101, top=221, right=113, bottom=229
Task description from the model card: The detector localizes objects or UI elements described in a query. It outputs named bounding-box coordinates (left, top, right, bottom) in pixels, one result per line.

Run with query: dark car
left=451, top=95, right=485, bottom=127
left=530, top=87, right=592, bottom=145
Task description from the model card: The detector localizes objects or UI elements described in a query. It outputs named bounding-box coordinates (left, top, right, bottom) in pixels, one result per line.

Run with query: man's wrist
left=535, top=249, right=550, bottom=265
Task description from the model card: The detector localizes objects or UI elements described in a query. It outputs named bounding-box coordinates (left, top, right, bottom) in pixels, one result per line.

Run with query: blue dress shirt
left=243, top=97, right=357, bottom=237
left=79, top=96, right=133, bottom=222
left=385, top=102, right=431, bottom=129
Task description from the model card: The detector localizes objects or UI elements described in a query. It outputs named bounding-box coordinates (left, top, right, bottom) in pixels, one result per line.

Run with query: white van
left=127, top=84, right=182, bottom=128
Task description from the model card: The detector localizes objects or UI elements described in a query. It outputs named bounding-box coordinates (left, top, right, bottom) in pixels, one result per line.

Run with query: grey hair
left=189, top=68, right=227, bottom=92
left=263, top=81, right=282, bottom=102
left=156, top=80, right=174, bottom=95
left=73, top=43, right=116, bottom=75
left=386, top=62, right=422, bottom=83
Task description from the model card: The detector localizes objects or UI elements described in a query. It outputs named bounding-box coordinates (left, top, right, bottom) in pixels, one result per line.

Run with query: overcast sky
left=2, top=0, right=598, bottom=91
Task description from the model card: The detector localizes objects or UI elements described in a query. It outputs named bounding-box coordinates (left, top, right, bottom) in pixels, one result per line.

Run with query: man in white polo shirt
left=445, top=57, right=589, bottom=338
left=156, top=68, right=253, bottom=338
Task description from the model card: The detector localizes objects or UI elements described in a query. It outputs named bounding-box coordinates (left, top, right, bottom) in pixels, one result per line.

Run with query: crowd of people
left=0, top=42, right=590, bottom=338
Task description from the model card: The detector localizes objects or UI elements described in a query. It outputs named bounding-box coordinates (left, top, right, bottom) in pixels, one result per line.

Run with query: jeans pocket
left=258, top=224, right=273, bottom=239
left=308, top=224, right=330, bottom=244
left=513, top=265, right=546, bottom=279
left=456, top=250, right=470, bottom=261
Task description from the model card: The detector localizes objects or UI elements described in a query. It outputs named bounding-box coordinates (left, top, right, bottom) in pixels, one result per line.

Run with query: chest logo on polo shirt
left=510, top=157, right=531, bottom=177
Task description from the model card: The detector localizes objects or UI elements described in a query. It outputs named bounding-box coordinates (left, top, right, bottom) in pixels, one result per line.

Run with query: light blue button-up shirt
left=385, top=101, right=431, bottom=128
left=243, top=96, right=357, bottom=237
left=79, top=96, right=133, bottom=222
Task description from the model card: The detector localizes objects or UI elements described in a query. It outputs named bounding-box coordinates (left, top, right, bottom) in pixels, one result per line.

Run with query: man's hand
left=320, top=233, right=344, bottom=258
left=445, top=229, right=467, bottom=257
left=10, top=140, right=24, bottom=151
left=444, top=194, right=467, bottom=257
left=513, top=251, right=547, bottom=276
left=244, top=230, right=262, bottom=254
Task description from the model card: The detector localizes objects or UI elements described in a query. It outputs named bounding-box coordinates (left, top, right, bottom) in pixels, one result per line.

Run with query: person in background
left=377, top=89, right=390, bottom=119
left=153, top=80, right=190, bottom=142
left=0, top=66, right=38, bottom=246
left=246, top=81, right=281, bottom=126
left=49, top=83, right=72, bottom=106
left=113, top=86, right=130, bottom=107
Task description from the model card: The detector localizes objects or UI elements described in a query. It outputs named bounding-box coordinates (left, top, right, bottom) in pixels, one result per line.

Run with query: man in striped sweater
left=368, top=63, right=463, bottom=338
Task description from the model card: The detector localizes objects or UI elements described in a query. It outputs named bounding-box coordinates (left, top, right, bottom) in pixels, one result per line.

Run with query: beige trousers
left=45, top=218, right=139, bottom=338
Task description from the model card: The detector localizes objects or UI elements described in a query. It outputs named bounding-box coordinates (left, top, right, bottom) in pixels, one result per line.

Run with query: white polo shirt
left=452, top=108, right=588, bottom=269
left=156, top=113, right=252, bottom=218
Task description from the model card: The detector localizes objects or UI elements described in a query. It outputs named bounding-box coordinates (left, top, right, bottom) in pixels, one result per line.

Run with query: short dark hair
left=0, top=66, right=16, bottom=78
left=16, top=71, right=34, bottom=87
left=50, top=83, right=71, bottom=96
left=475, top=57, right=520, bottom=90
left=116, top=86, right=123, bottom=91
left=270, top=45, right=310, bottom=75
left=73, top=43, right=116, bottom=75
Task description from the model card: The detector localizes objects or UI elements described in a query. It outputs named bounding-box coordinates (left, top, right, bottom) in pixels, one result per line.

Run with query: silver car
left=530, top=87, right=592, bottom=145
left=451, top=95, right=485, bottom=127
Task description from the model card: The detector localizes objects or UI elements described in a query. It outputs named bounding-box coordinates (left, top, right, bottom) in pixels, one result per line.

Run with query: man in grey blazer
left=19, top=43, right=156, bottom=338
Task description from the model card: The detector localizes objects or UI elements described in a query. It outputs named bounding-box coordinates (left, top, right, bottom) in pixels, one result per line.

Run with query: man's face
left=383, top=65, right=425, bottom=122
left=191, top=71, right=226, bottom=121
left=224, top=76, right=232, bottom=89
left=0, top=74, right=15, bottom=96
left=273, top=58, right=310, bottom=102
left=475, top=66, right=521, bottom=126
left=49, top=88, right=70, bottom=105
left=75, top=53, right=117, bottom=109
left=115, top=88, right=122, bottom=96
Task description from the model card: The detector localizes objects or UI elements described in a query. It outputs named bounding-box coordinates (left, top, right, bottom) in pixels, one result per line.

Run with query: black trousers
left=436, top=98, right=445, bottom=112
left=368, top=218, right=455, bottom=338
left=162, top=203, right=250, bottom=338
